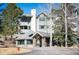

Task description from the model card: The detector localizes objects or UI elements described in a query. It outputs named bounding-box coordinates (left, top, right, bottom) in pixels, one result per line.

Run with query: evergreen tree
left=2, top=3, right=23, bottom=40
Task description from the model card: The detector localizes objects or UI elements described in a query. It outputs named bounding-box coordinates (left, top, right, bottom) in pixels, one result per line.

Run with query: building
left=36, top=13, right=50, bottom=33
left=15, top=9, right=59, bottom=48
left=15, top=9, right=36, bottom=48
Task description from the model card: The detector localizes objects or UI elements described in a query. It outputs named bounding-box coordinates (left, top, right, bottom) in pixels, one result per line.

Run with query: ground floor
left=16, top=37, right=51, bottom=48
left=15, top=32, right=51, bottom=48
left=16, top=39, right=33, bottom=48
left=15, top=32, right=79, bottom=48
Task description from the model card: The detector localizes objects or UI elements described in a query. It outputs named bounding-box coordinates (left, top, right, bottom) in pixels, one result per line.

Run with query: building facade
left=15, top=9, right=58, bottom=48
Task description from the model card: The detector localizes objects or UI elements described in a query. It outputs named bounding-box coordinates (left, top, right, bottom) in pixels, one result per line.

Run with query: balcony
left=19, top=22, right=31, bottom=26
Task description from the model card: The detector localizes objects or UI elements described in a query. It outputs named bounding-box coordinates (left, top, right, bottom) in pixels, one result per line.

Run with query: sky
left=16, top=3, right=61, bottom=15
left=0, top=3, right=61, bottom=15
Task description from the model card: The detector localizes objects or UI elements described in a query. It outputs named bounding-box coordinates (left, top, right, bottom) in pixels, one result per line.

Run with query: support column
left=24, top=40, right=27, bottom=48
left=16, top=40, right=18, bottom=47
left=33, top=38, right=36, bottom=47
left=42, top=37, right=46, bottom=47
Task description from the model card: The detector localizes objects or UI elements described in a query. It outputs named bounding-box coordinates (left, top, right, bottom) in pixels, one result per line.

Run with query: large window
left=17, top=40, right=24, bottom=45
left=27, top=40, right=33, bottom=44
left=39, top=17, right=45, bottom=21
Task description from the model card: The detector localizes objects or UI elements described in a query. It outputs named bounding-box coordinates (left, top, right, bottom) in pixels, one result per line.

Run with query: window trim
left=27, top=40, right=33, bottom=44
left=17, top=40, right=24, bottom=45
left=39, top=16, right=45, bottom=21
left=39, top=25, right=45, bottom=29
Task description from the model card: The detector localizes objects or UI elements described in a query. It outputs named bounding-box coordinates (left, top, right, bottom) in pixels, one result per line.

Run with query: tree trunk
left=4, top=35, right=7, bottom=40
left=60, top=42, right=63, bottom=47
left=10, top=34, right=13, bottom=40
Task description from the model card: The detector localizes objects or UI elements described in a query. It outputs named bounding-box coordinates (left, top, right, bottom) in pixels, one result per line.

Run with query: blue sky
left=0, top=3, right=61, bottom=15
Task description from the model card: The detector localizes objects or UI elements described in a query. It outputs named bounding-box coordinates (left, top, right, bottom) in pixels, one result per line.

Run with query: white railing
left=19, top=22, right=31, bottom=26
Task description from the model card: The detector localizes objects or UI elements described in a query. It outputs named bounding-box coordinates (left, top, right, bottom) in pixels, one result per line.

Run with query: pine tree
left=2, top=3, right=23, bottom=40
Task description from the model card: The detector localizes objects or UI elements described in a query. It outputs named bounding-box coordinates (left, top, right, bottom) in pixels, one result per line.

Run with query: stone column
left=42, top=37, right=46, bottom=47
left=24, top=40, right=27, bottom=48
left=33, top=38, right=36, bottom=47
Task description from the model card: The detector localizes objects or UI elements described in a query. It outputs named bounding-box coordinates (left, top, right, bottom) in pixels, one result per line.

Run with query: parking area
left=20, top=47, right=79, bottom=55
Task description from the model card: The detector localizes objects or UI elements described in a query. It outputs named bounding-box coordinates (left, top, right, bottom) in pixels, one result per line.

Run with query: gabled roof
left=36, top=12, right=48, bottom=19
left=32, top=32, right=50, bottom=38
left=15, top=34, right=32, bottom=40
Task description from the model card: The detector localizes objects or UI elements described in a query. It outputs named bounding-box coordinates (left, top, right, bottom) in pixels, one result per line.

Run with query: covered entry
left=32, top=32, right=50, bottom=47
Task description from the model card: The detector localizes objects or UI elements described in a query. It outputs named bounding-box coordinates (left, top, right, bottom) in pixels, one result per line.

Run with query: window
left=39, top=17, right=45, bottom=21
left=27, top=40, right=33, bottom=44
left=20, top=26, right=23, bottom=29
left=24, top=26, right=27, bottom=29
left=17, top=40, right=24, bottom=45
left=39, top=25, right=45, bottom=29
left=20, top=16, right=31, bottom=22
left=21, top=16, right=27, bottom=22
left=20, top=26, right=28, bottom=29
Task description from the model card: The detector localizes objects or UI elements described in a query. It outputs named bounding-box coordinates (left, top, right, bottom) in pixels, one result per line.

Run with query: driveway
left=19, top=47, right=79, bottom=55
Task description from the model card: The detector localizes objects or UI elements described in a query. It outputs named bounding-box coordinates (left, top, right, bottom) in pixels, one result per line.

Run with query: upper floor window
left=20, top=16, right=31, bottom=22
left=24, top=26, right=27, bottom=29
left=20, top=26, right=24, bottom=29
left=20, top=26, right=30, bottom=30
left=21, top=16, right=27, bottom=22
left=39, top=16, right=45, bottom=21
left=39, top=25, right=45, bottom=29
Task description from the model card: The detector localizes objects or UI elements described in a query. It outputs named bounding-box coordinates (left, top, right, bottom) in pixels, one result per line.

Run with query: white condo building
left=15, top=9, right=60, bottom=48
left=18, top=9, right=53, bottom=34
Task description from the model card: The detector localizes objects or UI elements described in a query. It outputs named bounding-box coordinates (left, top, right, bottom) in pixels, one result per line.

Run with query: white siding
left=36, top=14, right=50, bottom=33
left=31, top=9, right=36, bottom=32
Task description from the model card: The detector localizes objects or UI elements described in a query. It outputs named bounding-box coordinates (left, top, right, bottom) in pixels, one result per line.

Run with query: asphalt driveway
left=19, top=47, right=79, bottom=55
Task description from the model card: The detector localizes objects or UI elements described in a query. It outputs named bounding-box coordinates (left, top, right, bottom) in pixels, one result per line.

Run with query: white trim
left=32, top=32, right=44, bottom=38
